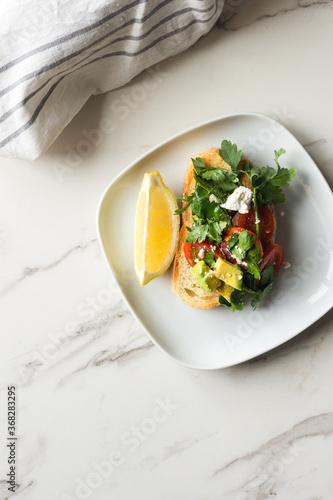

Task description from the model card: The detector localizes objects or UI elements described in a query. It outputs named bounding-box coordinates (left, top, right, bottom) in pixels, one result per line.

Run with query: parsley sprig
left=241, top=148, right=297, bottom=237
left=228, top=230, right=262, bottom=279
left=192, top=157, right=240, bottom=203
left=175, top=157, right=236, bottom=244
left=243, top=265, right=277, bottom=310
left=203, top=252, right=216, bottom=268
left=218, top=140, right=243, bottom=175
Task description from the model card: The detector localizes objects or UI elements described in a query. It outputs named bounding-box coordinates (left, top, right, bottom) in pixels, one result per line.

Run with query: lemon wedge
left=134, top=171, right=180, bottom=286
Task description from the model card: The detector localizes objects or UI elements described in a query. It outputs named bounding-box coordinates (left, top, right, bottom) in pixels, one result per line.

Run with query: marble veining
left=14, top=302, right=135, bottom=388
left=0, top=237, right=98, bottom=295
left=211, top=412, right=333, bottom=499
left=213, top=412, right=333, bottom=477
left=82, top=340, right=155, bottom=368
left=19, top=238, right=98, bottom=280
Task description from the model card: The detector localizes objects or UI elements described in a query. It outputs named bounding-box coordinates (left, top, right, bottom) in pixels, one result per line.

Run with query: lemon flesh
left=134, top=171, right=180, bottom=286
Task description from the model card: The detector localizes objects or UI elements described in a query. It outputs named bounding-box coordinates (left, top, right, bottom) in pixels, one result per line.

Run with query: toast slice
left=171, top=147, right=276, bottom=309
left=172, top=148, right=231, bottom=309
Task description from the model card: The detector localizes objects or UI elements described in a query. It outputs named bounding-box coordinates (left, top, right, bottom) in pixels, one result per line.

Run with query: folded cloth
left=0, top=0, right=224, bottom=160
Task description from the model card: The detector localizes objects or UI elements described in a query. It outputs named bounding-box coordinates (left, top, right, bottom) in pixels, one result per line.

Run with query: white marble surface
left=1, top=1, right=333, bottom=499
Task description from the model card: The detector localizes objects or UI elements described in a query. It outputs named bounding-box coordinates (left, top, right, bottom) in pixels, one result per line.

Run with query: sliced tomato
left=259, top=244, right=284, bottom=275
left=184, top=240, right=224, bottom=267
left=232, top=206, right=276, bottom=245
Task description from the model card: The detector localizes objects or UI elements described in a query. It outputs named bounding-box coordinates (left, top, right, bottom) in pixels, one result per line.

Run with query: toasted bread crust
left=171, top=147, right=276, bottom=309
left=172, top=148, right=230, bottom=309
left=171, top=225, right=220, bottom=309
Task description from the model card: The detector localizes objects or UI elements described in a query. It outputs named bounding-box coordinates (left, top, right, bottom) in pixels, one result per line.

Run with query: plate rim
left=96, top=111, right=333, bottom=370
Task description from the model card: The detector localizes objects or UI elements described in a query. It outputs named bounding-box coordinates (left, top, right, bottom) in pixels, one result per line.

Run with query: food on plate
left=171, top=140, right=297, bottom=310
left=134, top=171, right=180, bottom=286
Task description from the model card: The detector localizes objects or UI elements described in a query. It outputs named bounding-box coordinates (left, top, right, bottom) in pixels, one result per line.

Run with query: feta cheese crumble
left=221, top=186, right=253, bottom=214
left=198, top=248, right=205, bottom=259
left=232, top=254, right=248, bottom=268
left=209, top=194, right=220, bottom=204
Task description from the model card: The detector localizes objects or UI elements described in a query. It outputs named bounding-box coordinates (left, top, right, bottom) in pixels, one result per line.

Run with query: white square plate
left=96, top=112, right=333, bottom=370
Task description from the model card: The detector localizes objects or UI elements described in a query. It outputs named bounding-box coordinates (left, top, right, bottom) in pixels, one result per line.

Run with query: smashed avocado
left=214, top=258, right=243, bottom=290
left=191, top=261, right=221, bottom=293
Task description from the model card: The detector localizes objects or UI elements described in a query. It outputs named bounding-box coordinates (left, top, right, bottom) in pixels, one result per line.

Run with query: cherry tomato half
left=232, top=206, right=276, bottom=246
left=184, top=240, right=224, bottom=267
left=221, top=227, right=263, bottom=268
left=259, top=244, right=284, bottom=275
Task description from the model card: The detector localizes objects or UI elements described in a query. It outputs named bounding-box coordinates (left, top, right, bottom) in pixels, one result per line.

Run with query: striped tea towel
left=0, top=0, right=224, bottom=160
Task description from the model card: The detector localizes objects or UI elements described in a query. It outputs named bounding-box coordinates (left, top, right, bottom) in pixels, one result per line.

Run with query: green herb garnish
left=204, top=252, right=216, bottom=268
left=218, top=289, right=245, bottom=311
left=241, top=148, right=297, bottom=237
left=251, top=265, right=276, bottom=310
left=218, top=140, right=243, bottom=174
left=229, top=289, right=245, bottom=312
left=227, top=230, right=261, bottom=279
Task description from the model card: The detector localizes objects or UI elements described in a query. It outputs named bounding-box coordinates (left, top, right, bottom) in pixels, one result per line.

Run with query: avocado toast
left=171, top=141, right=297, bottom=311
